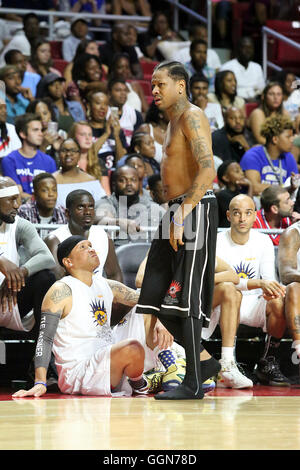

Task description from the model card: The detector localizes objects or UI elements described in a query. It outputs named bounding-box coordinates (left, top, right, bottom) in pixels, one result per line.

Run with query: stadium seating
left=50, top=41, right=63, bottom=60
left=265, top=20, right=300, bottom=75
left=53, top=59, right=68, bottom=75
left=245, top=102, right=258, bottom=118
left=140, top=60, right=159, bottom=80
left=115, top=242, right=150, bottom=289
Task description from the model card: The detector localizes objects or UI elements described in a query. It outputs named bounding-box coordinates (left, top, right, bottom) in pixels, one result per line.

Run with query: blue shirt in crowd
left=6, top=95, right=29, bottom=124
left=240, top=145, right=298, bottom=185
left=1, top=149, right=57, bottom=195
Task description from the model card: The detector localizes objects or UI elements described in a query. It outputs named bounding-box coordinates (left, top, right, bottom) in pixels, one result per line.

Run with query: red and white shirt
left=252, top=209, right=292, bottom=246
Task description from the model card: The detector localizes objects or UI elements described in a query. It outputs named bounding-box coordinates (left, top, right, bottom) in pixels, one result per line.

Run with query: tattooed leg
left=285, top=283, right=300, bottom=341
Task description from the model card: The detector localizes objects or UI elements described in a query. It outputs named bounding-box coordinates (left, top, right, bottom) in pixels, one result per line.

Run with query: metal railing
left=262, top=25, right=300, bottom=79
left=164, top=0, right=210, bottom=46
left=33, top=223, right=158, bottom=242
left=33, top=223, right=285, bottom=238
left=0, top=8, right=152, bottom=39
left=0, top=2, right=212, bottom=45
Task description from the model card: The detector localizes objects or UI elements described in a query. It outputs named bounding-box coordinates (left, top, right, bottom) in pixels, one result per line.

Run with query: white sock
left=221, top=347, right=235, bottom=362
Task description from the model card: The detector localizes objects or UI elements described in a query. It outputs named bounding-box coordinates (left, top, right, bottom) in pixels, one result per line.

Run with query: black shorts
left=136, top=191, right=218, bottom=326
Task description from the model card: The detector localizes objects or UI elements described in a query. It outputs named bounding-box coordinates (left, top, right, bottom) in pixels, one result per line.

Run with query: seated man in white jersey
left=44, top=189, right=123, bottom=284
left=12, top=235, right=177, bottom=398
left=0, top=176, right=56, bottom=333
left=278, top=221, right=300, bottom=368
left=202, top=194, right=289, bottom=388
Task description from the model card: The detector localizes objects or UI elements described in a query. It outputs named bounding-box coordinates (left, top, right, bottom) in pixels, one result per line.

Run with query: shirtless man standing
left=136, top=61, right=219, bottom=400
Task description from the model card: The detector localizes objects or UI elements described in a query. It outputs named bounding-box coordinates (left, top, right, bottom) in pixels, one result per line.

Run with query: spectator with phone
left=36, top=73, right=86, bottom=133
left=86, top=90, right=128, bottom=173
left=26, top=98, right=67, bottom=167
left=108, top=78, right=144, bottom=147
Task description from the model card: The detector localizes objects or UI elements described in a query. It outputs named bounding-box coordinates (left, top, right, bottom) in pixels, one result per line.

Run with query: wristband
left=171, top=216, right=184, bottom=227
left=236, top=278, right=248, bottom=291
left=34, top=381, right=47, bottom=389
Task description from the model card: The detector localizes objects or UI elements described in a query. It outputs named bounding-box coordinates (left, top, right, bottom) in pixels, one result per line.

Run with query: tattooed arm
left=181, top=107, right=215, bottom=210
left=12, top=281, right=72, bottom=398
left=278, top=228, right=300, bottom=285
left=170, top=107, right=216, bottom=251
left=107, top=279, right=140, bottom=306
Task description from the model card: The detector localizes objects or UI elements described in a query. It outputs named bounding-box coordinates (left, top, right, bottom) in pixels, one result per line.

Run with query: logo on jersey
left=167, top=280, right=182, bottom=299
left=234, top=262, right=256, bottom=279
left=90, top=299, right=107, bottom=326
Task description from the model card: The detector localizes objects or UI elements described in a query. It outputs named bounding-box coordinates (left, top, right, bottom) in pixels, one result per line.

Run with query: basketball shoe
left=217, top=359, right=253, bottom=389
left=133, top=370, right=165, bottom=395
left=202, top=378, right=216, bottom=393
left=254, top=356, right=290, bottom=386
left=162, top=357, right=186, bottom=391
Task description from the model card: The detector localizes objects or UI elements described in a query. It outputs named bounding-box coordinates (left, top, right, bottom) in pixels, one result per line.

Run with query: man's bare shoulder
left=46, top=281, right=72, bottom=304
left=180, top=103, right=209, bottom=130
left=280, top=225, right=300, bottom=248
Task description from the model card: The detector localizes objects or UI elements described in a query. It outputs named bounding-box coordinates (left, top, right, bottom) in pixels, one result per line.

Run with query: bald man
left=0, top=177, right=55, bottom=333
left=202, top=194, right=289, bottom=387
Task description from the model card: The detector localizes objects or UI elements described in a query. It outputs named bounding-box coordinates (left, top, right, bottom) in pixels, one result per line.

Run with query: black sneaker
left=255, top=356, right=290, bottom=386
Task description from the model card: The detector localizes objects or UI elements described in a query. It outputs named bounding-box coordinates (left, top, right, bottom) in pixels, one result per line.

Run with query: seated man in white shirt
left=190, top=73, right=224, bottom=131
left=202, top=194, right=289, bottom=388
left=171, top=23, right=221, bottom=72
left=220, top=37, right=265, bottom=101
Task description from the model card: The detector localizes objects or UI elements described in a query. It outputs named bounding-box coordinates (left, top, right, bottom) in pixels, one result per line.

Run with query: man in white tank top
left=278, top=222, right=300, bottom=368
left=0, top=177, right=56, bottom=332
left=12, top=235, right=175, bottom=398
left=44, top=189, right=122, bottom=282
left=205, top=195, right=289, bottom=387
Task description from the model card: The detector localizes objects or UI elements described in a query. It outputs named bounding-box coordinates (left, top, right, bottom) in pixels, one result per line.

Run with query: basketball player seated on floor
left=12, top=236, right=213, bottom=398
left=202, top=194, right=289, bottom=388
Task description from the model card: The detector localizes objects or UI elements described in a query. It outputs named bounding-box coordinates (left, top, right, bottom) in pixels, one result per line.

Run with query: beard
left=225, top=124, right=245, bottom=136
left=0, top=211, right=16, bottom=224
left=117, top=191, right=140, bottom=207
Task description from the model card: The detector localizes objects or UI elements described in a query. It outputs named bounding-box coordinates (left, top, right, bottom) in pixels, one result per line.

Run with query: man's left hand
left=153, top=319, right=174, bottom=350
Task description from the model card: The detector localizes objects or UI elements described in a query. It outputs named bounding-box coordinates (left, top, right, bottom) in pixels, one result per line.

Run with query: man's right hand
left=0, top=281, right=18, bottom=313
left=12, top=383, right=47, bottom=398
left=0, top=257, right=26, bottom=292
left=260, top=280, right=286, bottom=299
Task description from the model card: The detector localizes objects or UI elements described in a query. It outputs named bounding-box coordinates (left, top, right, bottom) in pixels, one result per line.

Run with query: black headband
left=57, top=235, right=86, bottom=267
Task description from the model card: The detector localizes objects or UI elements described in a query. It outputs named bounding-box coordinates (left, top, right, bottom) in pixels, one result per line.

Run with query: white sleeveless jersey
left=284, top=222, right=300, bottom=270
left=0, top=216, right=26, bottom=330
left=216, top=229, right=276, bottom=296
left=53, top=273, right=114, bottom=370
left=51, top=224, right=109, bottom=275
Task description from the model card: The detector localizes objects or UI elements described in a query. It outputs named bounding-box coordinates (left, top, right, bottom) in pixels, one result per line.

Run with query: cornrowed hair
left=154, top=60, right=190, bottom=97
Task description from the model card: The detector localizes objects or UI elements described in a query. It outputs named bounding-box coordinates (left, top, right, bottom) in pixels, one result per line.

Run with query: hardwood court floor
left=1, top=386, right=300, bottom=451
